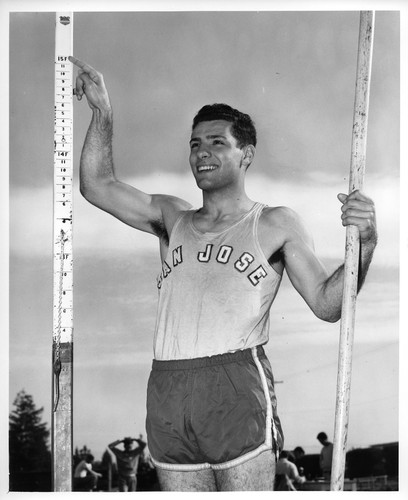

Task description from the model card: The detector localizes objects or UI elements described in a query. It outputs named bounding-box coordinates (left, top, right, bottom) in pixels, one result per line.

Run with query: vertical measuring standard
left=52, top=11, right=74, bottom=492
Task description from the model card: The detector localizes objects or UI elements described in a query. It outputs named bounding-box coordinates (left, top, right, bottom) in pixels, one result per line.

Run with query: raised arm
left=134, top=437, right=146, bottom=454
left=108, top=438, right=123, bottom=450
left=69, top=56, right=191, bottom=239
left=265, top=190, right=377, bottom=322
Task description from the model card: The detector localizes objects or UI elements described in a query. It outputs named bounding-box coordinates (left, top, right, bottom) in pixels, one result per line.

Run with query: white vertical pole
left=52, top=11, right=74, bottom=492
left=330, top=11, right=375, bottom=491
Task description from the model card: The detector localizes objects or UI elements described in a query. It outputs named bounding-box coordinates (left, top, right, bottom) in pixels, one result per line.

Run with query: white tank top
left=153, top=202, right=282, bottom=360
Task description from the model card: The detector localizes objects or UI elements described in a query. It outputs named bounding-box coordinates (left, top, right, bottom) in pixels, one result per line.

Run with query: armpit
left=150, top=218, right=169, bottom=246
left=269, top=248, right=284, bottom=266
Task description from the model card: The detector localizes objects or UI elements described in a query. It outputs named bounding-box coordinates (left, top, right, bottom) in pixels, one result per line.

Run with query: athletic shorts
left=146, top=345, right=284, bottom=471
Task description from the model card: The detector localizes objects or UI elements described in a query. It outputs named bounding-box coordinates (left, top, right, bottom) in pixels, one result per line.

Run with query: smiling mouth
left=197, top=165, right=218, bottom=172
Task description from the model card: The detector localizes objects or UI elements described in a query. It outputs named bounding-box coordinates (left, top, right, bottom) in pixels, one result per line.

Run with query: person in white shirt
left=275, top=450, right=306, bottom=490
left=74, top=454, right=102, bottom=491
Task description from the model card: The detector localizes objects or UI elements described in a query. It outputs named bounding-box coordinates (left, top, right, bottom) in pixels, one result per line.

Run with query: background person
left=293, top=446, right=306, bottom=476
left=108, top=436, right=146, bottom=492
left=317, top=431, right=334, bottom=480
left=73, top=453, right=102, bottom=491
left=275, top=450, right=306, bottom=490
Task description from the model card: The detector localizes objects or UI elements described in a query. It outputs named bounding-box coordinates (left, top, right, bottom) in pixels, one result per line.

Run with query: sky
left=2, top=0, right=407, bottom=495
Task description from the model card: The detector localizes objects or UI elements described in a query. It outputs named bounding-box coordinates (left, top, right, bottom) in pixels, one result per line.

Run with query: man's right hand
left=69, top=56, right=111, bottom=112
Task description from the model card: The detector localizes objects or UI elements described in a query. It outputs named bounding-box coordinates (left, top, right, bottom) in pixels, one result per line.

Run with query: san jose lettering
left=157, top=244, right=267, bottom=289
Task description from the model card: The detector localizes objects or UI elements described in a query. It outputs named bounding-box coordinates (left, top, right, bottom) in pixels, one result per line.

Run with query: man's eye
left=190, top=143, right=198, bottom=149
left=213, top=140, right=224, bottom=145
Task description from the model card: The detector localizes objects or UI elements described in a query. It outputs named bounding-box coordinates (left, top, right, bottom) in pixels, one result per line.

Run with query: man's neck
left=200, top=188, right=253, bottom=218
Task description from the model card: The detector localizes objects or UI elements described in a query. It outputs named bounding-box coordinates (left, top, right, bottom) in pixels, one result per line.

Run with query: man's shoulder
left=259, top=205, right=306, bottom=238
left=261, top=205, right=300, bottom=224
left=257, top=205, right=309, bottom=259
left=156, top=195, right=193, bottom=219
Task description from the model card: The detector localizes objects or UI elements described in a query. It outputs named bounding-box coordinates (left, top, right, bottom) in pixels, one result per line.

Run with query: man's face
left=189, top=120, right=245, bottom=191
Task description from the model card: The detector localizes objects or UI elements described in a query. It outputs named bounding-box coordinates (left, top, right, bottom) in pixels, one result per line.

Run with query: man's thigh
left=128, top=476, right=137, bottom=491
left=117, top=477, right=128, bottom=492
left=215, top=450, right=276, bottom=491
left=157, top=468, right=217, bottom=492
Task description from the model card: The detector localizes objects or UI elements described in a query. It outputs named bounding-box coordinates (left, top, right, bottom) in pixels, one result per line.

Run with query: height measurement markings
left=53, top=29, right=73, bottom=347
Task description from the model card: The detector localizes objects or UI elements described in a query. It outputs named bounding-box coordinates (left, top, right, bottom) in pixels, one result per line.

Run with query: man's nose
left=197, top=146, right=210, bottom=159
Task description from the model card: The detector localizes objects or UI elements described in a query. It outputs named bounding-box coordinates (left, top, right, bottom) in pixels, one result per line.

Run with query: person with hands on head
left=69, top=55, right=377, bottom=492
left=108, top=436, right=146, bottom=492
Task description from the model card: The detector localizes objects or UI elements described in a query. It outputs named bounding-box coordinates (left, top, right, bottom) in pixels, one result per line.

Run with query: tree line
left=9, top=390, right=52, bottom=491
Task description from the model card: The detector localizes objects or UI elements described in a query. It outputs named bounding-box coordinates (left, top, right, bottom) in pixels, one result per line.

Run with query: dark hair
left=192, top=103, right=257, bottom=148
left=317, top=432, right=328, bottom=441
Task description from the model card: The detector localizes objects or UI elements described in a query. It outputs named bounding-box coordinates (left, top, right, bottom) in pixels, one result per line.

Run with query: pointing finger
left=68, top=56, right=100, bottom=82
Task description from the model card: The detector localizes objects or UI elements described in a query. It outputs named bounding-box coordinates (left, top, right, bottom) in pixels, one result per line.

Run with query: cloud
left=10, top=171, right=400, bottom=266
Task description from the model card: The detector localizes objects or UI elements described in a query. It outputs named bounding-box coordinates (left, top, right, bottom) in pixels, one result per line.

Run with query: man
left=108, top=436, right=146, bottom=491
left=275, top=450, right=306, bottom=490
left=292, top=446, right=306, bottom=476
left=73, top=453, right=102, bottom=491
left=69, top=56, right=377, bottom=491
left=293, top=446, right=305, bottom=463
left=317, top=432, right=334, bottom=480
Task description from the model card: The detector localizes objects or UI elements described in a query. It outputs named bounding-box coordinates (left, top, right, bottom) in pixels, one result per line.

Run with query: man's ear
left=242, top=145, right=255, bottom=168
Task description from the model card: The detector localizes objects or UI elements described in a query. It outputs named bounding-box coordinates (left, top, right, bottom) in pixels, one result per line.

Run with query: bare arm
left=268, top=190, right=377, bottom=322
left=108, top=439, right=122, bottom=450
left=69, top=56, right=191, bottom=237
left=134, top=438, right=146, bottom=450
left=288, top=464, right=306, bottom=484
left=90, top=469, right=103, bottom=478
